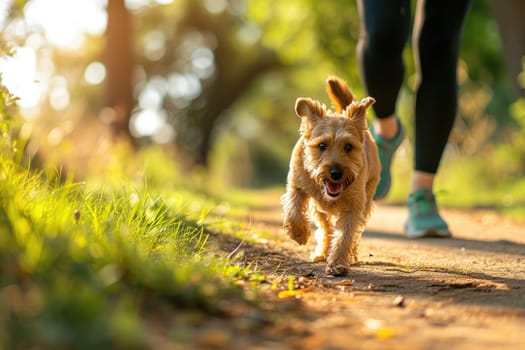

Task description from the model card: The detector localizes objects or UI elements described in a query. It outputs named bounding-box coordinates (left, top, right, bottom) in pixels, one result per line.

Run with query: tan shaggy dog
left=281, top=76, right=380, bottom=276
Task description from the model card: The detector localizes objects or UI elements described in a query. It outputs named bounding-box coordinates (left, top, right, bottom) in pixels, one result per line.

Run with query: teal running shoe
left=371, top=118, right=404, bottom=200
left=404, top=189, right=451, bottom=238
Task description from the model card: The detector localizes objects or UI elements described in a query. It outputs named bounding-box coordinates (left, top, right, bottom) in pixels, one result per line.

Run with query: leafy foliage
left=0, top=0, right=523, bottom=195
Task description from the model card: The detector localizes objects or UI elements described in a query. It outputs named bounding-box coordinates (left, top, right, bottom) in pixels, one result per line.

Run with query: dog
left=281, top=76, right=380, bottom=276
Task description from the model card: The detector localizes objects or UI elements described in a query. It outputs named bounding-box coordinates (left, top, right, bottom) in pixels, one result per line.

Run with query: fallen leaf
left=329, top=279, right=354, bottom=286
left=277, top=288, right=311, bottom=299
left=376, top=327, right=395, bottom=340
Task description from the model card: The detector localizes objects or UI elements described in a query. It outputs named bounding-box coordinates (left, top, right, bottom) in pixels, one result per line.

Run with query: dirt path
left=218, top=189, right=525, bottom=349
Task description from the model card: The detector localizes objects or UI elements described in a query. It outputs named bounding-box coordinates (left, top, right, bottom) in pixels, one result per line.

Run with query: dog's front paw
left=325, top=263, right=349, bottom=277
left=311, top=253, right=327, bottom=262
left=287, top=229, right=309, bottom=245
left=283, top=221, right=310, bottom=245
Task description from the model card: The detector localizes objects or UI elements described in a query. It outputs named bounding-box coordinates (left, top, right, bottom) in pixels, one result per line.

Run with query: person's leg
left=356, top=0, right=411, bottom=199
left=406, top=0, right=471, bottom=237
left=412, top=0, right=471, bottom=192
left=357, top=0, right=411, bottom=127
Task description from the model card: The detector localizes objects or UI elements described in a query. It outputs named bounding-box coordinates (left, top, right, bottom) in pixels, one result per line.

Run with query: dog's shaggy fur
left=281, top=76, right=380, bottom=276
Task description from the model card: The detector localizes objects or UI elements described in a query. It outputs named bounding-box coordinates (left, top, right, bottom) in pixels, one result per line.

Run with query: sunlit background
left=1, top=0, right=103, bottom=107
left=1, top=0, right=524, bottom=201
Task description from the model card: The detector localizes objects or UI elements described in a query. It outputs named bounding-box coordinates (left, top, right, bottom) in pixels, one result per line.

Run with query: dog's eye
left=318, top=143, right=327, bottom=152
left=344, top=144, right=353, bottom=153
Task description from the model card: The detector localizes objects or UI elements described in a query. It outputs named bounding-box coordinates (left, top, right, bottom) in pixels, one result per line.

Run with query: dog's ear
left=295, top=97, right=326, bottom=122
left=346, top=96, right=375, bottom=130
left=326, top=76, right=356, bottom=113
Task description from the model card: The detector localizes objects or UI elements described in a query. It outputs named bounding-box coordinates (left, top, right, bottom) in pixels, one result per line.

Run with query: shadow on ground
left=209, top=227, right=525, bottom=315
left=365, top=230, right=525, bottom=257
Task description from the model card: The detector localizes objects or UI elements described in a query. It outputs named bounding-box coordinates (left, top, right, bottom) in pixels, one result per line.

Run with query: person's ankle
left=411, top=171, right=435, bottom=193
left=374, top=115, right=398, bottom=140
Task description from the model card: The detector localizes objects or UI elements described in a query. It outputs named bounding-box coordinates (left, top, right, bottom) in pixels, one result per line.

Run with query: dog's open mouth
left=324, top=178, right=353, bottom=198
left=324, top=180, right=343, bottom=197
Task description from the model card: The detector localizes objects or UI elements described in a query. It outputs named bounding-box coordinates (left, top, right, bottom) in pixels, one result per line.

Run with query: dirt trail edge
left=218, top=190, right=525, bottom=350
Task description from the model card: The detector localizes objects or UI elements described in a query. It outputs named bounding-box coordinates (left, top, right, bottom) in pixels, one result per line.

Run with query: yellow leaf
left=277, top=288, right=310, bottom=299
left=329, top=279, right=354, bottom=286
left=376, top=327, right=395, bottom=340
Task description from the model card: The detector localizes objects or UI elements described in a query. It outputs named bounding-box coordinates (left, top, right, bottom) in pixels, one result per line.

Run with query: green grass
left=0, top=147, right=252, bottom=349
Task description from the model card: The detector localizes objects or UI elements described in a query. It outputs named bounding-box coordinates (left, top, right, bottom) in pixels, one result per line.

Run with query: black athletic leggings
left=356, top=0, right=471, bottom=174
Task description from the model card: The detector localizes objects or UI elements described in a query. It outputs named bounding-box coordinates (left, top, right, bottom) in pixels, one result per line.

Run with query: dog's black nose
left=329, top=166, right=343, bottom=181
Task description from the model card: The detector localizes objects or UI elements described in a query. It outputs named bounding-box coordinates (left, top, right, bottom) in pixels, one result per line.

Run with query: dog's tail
left=326, top=76, right=356, bottom=113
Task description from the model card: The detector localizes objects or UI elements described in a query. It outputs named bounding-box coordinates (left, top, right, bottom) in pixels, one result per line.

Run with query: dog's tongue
left=325, top=181, right=342, bottom=196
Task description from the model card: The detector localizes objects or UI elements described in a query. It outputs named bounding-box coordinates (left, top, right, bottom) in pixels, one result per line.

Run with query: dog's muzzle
left=324, top=165, right=353, bottom=198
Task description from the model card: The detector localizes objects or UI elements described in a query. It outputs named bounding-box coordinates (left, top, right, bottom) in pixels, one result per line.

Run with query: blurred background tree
left=488, top=0, right=525, bottom=99
left=0, top=0, right=524, bottom=192
left=104, top=0, right=135, bottom=145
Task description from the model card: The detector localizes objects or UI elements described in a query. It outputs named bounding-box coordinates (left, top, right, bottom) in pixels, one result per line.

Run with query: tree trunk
left=193, top=50, right=283, bottom=167
left=488, top=0, right=525, bottom=97
left=103, top=0, right=135, bottom=144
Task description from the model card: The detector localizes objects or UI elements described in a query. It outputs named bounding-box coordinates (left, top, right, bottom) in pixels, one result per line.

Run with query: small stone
left=74, top=209, right=81, bottom=223
left=393, top=295, right=405, bottom=307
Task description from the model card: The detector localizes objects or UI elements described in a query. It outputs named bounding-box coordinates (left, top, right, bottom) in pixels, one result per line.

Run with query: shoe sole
left=404, top=224, right=452, bottom=239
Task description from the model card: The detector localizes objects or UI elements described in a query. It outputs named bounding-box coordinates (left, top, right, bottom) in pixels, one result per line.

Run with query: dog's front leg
left=311, top=209, right=331, bottom=262
left=326, top=212, right=364, bottom=276
left=281, top=187, right=311, bottom=245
